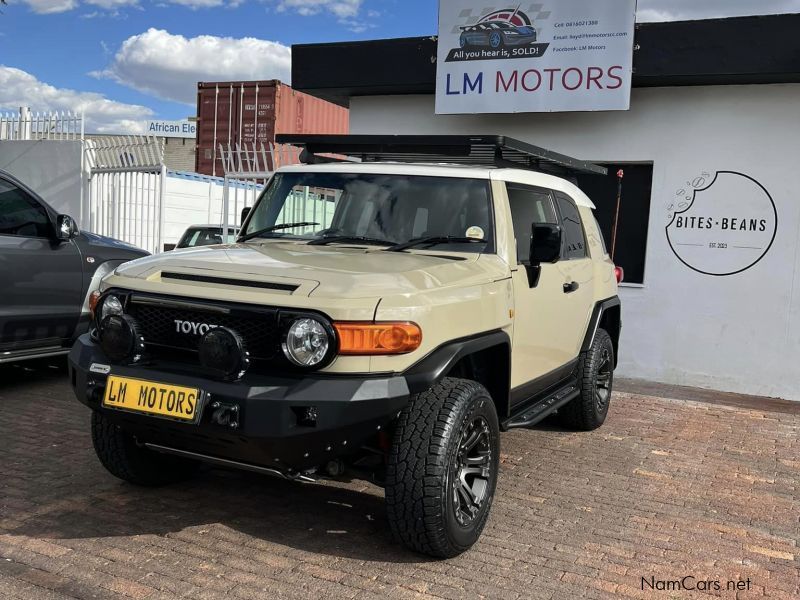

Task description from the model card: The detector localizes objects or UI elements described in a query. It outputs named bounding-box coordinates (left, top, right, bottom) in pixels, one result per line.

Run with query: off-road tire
left=91, top=411, right=199, bottom=486
left=560, top=328, right=615, bottom=431
left=385, top=377, right=500, bottom=558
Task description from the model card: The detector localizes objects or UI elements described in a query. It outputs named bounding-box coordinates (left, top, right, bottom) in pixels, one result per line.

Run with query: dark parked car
left=460, top=20, right=537, bottom=49
left=175, top=225, right=239, bottom=249
left=0, top=170, right=148, bottom=363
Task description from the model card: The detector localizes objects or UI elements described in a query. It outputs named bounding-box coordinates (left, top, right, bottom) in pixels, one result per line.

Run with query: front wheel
left=91, top=411, right=199, bottom=486
left=385, top=378, right=500, bottom=558
left=559, top=328, right=615, bottom=430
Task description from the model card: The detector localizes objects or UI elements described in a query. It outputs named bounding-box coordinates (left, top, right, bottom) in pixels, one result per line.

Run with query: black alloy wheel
left=559, top=328, right=615, bottom=431
left=595, top=345, right=613, bottom=413
left=451, top=415, right=493, bottom=527
left=386, top=377, right=500, bottom=558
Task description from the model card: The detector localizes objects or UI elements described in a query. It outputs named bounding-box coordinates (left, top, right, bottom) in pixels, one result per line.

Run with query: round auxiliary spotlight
left=100, top=314, right=145, bottom=364
left=198, top=327, right=249, bottom=380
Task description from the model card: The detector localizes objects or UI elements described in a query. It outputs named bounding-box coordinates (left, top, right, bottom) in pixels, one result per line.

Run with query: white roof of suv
left=276, top=162, right=596, bottom=209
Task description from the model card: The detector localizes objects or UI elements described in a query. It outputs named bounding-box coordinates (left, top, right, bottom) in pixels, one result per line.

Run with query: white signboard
left=436, top=0, right=637, bottom=114
left=146, top=120, right=197, bottom=139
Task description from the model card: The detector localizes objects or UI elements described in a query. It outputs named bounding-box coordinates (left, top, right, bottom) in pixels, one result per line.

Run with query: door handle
left=563, top=281, right=579, bottom=294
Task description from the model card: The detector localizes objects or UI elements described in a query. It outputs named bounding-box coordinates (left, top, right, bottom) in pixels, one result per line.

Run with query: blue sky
left=2, top=0, right=799, bottom=132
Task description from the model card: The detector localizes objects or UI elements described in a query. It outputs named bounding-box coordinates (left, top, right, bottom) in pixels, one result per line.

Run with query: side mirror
left=240, top=206, right=252, bottom=225
left=56, top=215, right=77, bottom=241
left=530, top=223, right=562, bottom=265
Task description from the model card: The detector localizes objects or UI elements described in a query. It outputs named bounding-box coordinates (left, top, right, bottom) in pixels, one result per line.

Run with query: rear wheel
left=559, top=328, right=614, bottom=431
left=386, top=377, right=499, bottom=558
left=91, top=411, right=199, bottom=486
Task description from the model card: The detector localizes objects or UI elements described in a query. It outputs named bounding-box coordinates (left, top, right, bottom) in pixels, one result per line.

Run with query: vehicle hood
left=113, top=240, right=507, bottom=299
left=76, top=231, right=149, bottom=262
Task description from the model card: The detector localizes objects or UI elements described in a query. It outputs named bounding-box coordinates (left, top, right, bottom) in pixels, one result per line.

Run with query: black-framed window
left=575, top=163, right=653, bottom=284
left=0, top=179, right=51, bottom=238
left=506, top=183, right=557, bottom=264
left=554, top=192, right=588, bottom=260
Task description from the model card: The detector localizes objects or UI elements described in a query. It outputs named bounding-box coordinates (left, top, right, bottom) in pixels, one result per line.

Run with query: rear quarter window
left=554, top=192, right=588, bottom=260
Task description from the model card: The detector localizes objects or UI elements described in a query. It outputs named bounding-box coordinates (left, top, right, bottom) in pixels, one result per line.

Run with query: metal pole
left=208, top=179, right=214, bottom=223
left=222, top=175, right=230, bottom=240
left=157, top=165, right=167, bottom=254
left=79, top=112, right=85, bottom=228
left=212, top=85, right=219, bottom=177
left=111, top=173, right=118, bottom=239
left=610, top=169, right=624, bottom=261
left=19, top=106, right=31, bottom=140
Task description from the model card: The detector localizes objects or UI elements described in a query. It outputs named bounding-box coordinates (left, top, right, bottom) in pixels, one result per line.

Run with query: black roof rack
left=275, top=134, right=608, bottom=176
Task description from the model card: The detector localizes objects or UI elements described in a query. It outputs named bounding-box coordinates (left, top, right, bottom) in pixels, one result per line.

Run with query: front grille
left=127, top=299, right=281, bottom=362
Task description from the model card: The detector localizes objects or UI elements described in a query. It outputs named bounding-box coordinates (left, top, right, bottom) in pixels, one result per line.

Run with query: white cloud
left=165, top=0, right=226, bottom=8
left=0, top=66, right=153, bottom=134
left=84, top=0, right=138, bottom=8
left=95, top=29, right=291, bottom=105
left=637, top=0, right=800, bottom=21
left=276, top=0, right=362, bottom=19
left=22, top=0, right=78, bottom=14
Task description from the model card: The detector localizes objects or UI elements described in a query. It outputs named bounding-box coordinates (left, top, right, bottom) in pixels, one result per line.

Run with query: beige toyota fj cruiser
left=69, top=135, right=622, bottom=558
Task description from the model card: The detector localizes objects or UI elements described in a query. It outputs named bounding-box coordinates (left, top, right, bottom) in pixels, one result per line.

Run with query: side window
left=506, top=183, right=557, bottom=263
left=555, top=192, right=587, bottom=260
left=0, top=179, right=51, bottom=238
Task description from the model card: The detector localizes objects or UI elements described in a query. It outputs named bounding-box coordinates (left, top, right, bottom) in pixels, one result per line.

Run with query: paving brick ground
left=0, top=358, right=798, bottom=600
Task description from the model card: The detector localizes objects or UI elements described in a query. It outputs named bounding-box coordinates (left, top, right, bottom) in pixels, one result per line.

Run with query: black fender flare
left=402, top=330, right=511, bottom=396
left=581, top=296, right=622, bottom=365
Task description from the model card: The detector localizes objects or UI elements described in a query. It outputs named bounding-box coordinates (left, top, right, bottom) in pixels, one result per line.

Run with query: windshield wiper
left=238, top=222, right=320, bottom=243
left=386, top=236, right=488, bottom=252
left=307, top=235, right=394, bottom=247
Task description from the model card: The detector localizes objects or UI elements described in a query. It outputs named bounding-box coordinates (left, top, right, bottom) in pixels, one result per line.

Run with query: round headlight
left=100, top=294, right=124, bottom=322
left=282, top=318, right=330, bottom=367
left=100, top=314, right=144, bottom=363
left=198, top=327, right=249, bottom=380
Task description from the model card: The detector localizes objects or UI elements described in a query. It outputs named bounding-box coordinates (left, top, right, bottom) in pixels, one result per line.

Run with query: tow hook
left=210, top=401, right=240, bottom=429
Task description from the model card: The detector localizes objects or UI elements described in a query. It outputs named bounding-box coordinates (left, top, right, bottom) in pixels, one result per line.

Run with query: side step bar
left=143, top=443, right=317, bottom=483
left=0, top=346, right=69, bottom=364
left=503, top=384, right=580, bottom=430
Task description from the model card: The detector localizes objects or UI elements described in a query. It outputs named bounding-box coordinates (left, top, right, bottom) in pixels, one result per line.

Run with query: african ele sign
left=435, top=0, right=637, bottom=114
left=666, top=172, right=778, bottom=276
left=145, top=120, right=197, bottom=139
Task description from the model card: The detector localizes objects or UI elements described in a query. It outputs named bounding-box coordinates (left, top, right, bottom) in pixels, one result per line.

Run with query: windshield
left=179, top=228, right=238, bottom=248
left=242, top=172, right=494, bottom=253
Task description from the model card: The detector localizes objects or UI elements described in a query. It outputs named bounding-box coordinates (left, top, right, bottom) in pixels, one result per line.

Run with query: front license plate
left=103, top=376, right=201, bottom=422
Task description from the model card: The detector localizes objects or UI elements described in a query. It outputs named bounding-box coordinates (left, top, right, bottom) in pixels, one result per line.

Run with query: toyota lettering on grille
left=174, top=319, right=219, bottom=335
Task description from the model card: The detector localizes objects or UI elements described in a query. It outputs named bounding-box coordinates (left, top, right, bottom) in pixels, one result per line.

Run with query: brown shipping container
left=195, top=80, right=349, bottom=176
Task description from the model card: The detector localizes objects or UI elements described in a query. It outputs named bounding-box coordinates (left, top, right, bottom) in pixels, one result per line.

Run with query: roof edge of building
left=291, top=13, right=800, bottom=107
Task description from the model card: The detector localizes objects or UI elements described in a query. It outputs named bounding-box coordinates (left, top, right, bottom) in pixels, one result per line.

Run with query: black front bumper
left=68, top=335, right=411, bottom=472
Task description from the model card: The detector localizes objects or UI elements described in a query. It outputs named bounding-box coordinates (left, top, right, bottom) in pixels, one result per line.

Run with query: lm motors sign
left=436, top=0, right=637, bottom=114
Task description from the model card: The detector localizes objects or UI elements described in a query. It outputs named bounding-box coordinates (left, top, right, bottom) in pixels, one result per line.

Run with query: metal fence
left=1, top=108, right=167, bottom=253
left=217, top=142, right=303, bottom=235
left=0, top=108, right=84, bottom=141
left=85, top=136, right=167, bottom=254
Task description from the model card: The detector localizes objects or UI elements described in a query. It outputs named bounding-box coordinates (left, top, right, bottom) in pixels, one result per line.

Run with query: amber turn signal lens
left=88, top=291, right=102, bottom=319
left=334, top=322, right=422, bottom=355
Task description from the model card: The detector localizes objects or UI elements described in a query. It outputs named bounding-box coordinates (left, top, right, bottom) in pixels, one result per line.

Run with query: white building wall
left=349, top=84, right=800, bottom=401
left=161, top=175, right=262, bottom=247
left=0, top=141, right=84, bottom=224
